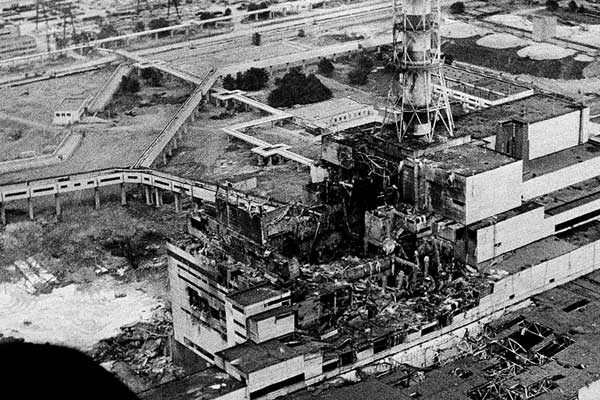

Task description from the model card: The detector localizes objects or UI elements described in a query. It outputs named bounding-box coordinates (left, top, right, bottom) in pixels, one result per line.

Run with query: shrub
left=222, top=74, right=236, bottom=90
left=268, top=67, right=332, bottom=108
left=568, top=0, right=578, bottom=12
left=318, top=58, right=335, bottom=77
left=546, top=0, right=559, bottom=11
left=347, top=67, right=369, bottom=85
left=120, top=76, right=140, bottom=93
left=449, top=2, right=465, bottom=14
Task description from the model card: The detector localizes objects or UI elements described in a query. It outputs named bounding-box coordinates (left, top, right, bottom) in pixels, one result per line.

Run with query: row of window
left=331, top=109, right=372, bottom=124
left=55, top=112, right=73, bottom=118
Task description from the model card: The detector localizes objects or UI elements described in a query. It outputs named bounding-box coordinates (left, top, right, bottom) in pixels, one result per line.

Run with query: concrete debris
left=91, top=306, right=182, bottom=382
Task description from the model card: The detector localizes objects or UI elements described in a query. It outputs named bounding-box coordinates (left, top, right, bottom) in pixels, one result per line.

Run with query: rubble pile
left=91, top=306, right=183, bottom=382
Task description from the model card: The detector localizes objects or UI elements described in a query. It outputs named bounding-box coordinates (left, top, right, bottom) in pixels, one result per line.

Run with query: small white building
left=53, top=97, right=88, bottom=126
left=290, top=97, right=379, bottom=135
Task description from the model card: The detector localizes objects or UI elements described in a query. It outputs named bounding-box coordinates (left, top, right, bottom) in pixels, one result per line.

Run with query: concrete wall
left=247, top=356, right=305, bottom=393
left=523, top=155, right=600, bottom=200
left=465, top=160, right=523, bottom=224
left=528, top=111, right=582, bottom=160
left=474, top=205, right=554, bottom=264
left=0, top=132, right=82, bottom=175
left=168, top=259, right=228, bottom=362
left=248, top=313, right=295, bottom=343
left=225, top=291, right=290, bottom=346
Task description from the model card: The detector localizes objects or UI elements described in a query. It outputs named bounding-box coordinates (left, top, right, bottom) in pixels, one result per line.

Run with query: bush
left=357, top=53, right=374, bottom=72
left=318, top=58, right=335, bottom=77
left=268, top=67, right=332, bottom=108
left=133, top=21, right=145, bottom=32
left=224, top=8, right=232, bottom=16
left=235, top=68, right=269, bottom=91
left=347, top=67, right=370, bottom=85
left=546, top=0, right=559, bottom=11
left=298, top=28, right=306, bottom=37
left=96, top=24, right=118, bottom=40
left=148, top=17, right=170, bottom=30
left=568, top=0, right=578, bottom=12
left=252, top=32, right=261, bottom=46
left=141, top=68, right=163, bottom=86
left=222, top=74, right=236, bottom=90
left=449, top=2, right=465, bottom=14
left=120, top=76, right=140, bottom=93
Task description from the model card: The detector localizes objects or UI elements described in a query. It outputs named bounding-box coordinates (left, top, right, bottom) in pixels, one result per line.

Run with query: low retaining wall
left=0, top=132, right=82, bottom=175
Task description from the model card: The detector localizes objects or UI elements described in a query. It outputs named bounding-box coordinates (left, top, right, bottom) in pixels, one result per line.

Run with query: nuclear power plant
left=2, top=0, right=600, bottom=399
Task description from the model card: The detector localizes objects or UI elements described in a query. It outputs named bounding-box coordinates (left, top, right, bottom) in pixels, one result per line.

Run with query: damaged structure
left=156, top=1, right=600, bottom=400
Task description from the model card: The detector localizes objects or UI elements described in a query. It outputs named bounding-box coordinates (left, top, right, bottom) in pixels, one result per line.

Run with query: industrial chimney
left=383, top=0, right=454, bottom=142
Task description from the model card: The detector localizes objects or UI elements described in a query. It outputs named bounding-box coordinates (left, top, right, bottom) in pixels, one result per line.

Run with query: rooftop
left=486, top=220, right=600, bottom=275
left=290, top=97, right=370, bottom=123
left=227, top=282, right=288, bottom=307
left=424, top=142, right=518, bottom=176
left=524, top=142, right=600, bottom=181
left=535, top=177, right=600, bottom=214
left=468, top=201, right=543, bottom=231
left=57, top=96, right=88, bottom=111
left=248, top=305, right=294, bottom=322
left=138, top=366, right=245, bottom=400
left=455, top=94, right=581, bottom=139
left=216, top=338, right=311, bottom=374
left=442, top=65, right=532, bottom=102
left=289, top=268, right=600, bottom=400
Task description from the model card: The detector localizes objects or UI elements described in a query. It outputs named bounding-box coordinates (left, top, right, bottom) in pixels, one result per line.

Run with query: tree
left=347, top=67, right=370, bottom=85
left=449, top=2, right=465, bottom=14
left=120, top=76, right=140, bottom=93
left=133, top=21, right=145, bottom=32
left=141, top=68, right=163, bottom=86
left=357, top=53, right=374, bottom=72
left=268, top=67, right=332, bottom=108
left=568, top=0, right=578, bottom=12
left=318, top=58, right=335, bottom=77
left=235, top=68, right=269, bottom=91
left=224, top=7, right=232, bottom=16
left=252, top=32, right=261, bottom=46
left=223, top=74, right=236, bottom=90
left=546, top=0, right=559, bottom=11
left=148, top=17, right=170, bottom=30
left=298, top=28, right=306, bottom=37
left=96, top=24, right=118, bottom=40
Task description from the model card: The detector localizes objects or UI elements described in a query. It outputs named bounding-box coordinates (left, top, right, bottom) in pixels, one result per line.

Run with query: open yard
left=0, top=67, right=115, bottom=125
left=158, top=104, right=310, bottom=203
left=0, top=117, right=66, bottom=162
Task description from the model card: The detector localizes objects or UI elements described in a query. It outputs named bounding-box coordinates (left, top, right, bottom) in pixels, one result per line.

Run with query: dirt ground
left=0, top=197, right=191, bottom=391
left=0, top=67, right=115, bottom=125
left=0, top=117, right=66, bottom=162
left=158, top=103, right=310, bottom=202
left=0, top=75, right=189, bottom=185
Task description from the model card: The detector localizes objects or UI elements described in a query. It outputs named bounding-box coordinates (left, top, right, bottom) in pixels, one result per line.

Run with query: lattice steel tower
left=383, top=0, right=454, bottom=142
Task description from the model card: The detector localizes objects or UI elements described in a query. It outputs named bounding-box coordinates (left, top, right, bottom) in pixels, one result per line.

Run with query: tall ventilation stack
left=383, top=0, right=454, bottom=142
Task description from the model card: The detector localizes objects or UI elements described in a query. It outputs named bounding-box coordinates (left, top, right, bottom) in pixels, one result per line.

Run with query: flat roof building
left=53, top=97, right=88, bottom=126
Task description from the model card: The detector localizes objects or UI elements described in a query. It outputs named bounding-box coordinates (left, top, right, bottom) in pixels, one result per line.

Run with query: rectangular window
left=187, top=287, right=208, bottom=313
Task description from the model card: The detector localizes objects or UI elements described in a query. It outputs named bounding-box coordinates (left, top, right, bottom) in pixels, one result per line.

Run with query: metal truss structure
left=382, top=0, right=454, bottom=142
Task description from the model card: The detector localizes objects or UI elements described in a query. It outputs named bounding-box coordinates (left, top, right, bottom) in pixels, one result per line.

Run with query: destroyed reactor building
left=163, top=2, right=599, bottom=400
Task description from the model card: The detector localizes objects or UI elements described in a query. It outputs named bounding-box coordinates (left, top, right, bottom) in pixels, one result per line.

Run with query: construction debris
left=91, top=305, right=183, bottom=383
